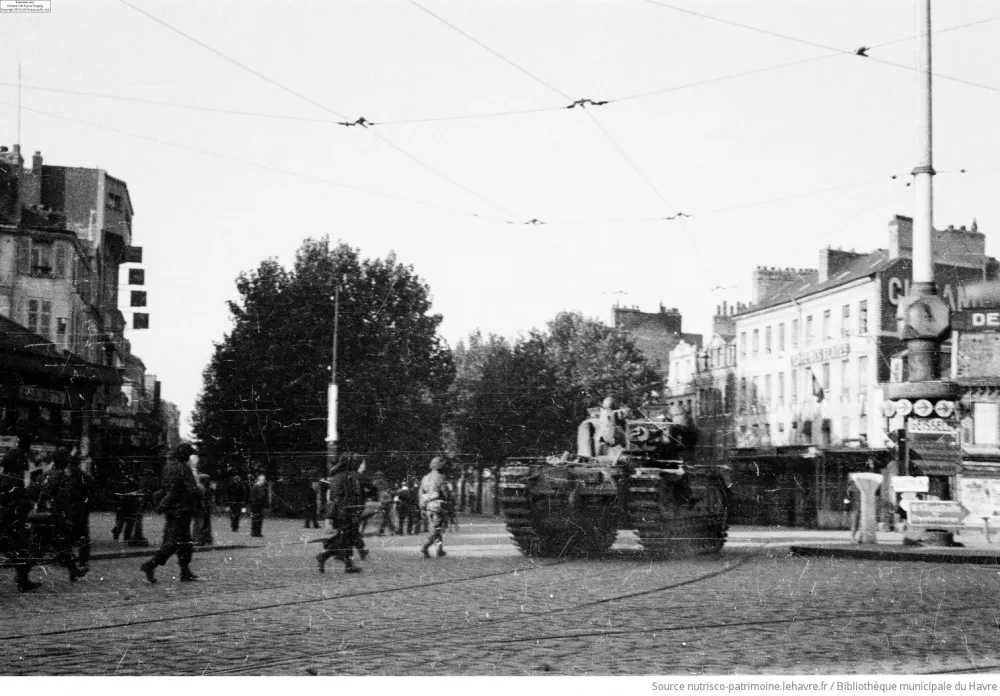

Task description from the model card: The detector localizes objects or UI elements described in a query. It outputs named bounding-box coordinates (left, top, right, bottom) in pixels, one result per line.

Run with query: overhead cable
left=119, top=0, right=524, bottom=221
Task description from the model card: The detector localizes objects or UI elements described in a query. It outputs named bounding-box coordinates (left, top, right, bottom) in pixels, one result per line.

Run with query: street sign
left=907, top=500, right=969, bottom=528
left=891, top=476, right=929, bottom=493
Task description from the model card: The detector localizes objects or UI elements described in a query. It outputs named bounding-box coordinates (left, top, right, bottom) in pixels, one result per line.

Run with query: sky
left=3, top=0, right=1000, bottom=438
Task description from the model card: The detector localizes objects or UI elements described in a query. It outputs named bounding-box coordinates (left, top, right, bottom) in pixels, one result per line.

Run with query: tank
left=498, top=400, right=732, bottom=557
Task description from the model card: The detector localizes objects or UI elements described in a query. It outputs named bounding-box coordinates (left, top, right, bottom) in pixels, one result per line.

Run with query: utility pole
left=326, top=283, right=340, bottom=477
left=883, top=0, right=962, bottom=546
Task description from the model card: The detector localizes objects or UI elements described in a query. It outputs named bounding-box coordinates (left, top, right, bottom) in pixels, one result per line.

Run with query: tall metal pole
left=326, top=284, right=339, bottom=477
left=912, top=0, right=935, bottom=293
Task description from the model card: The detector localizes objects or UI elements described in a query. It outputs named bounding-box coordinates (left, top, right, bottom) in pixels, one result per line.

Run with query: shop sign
left=891, top=476, right=929, bottom=493
left=907, top=500, right=969, bottom=528
left=957, top=477, right=1000, bottom=522
left=790, top=343, right=850, bottom=367
left=952, top=309, right=1000, bottom=332
left=0, top=386, right=66, bottom=405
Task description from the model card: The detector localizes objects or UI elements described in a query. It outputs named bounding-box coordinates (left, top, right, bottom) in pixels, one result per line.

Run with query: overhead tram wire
left=118, top=0, right=525, bottom=222
left=0, top=99, right=518, bottom=225
left=408, top=0, right=697, bottom=242
left=641, top=0, right=1000, bottom=96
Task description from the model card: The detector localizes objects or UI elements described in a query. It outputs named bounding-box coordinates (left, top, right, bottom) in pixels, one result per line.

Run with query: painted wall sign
left=880, top=259, right=984, bottom=332
left=952, top=309, right=1000, bottom=332
left=790, top=342, right=850, bottom=367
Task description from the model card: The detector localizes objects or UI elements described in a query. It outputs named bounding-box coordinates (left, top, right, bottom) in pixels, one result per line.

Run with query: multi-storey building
left=0, top=144, right=160, bottom=489
left=612, top=303, right=701, bottom=382
left=724, top=215, right=996, bottom=526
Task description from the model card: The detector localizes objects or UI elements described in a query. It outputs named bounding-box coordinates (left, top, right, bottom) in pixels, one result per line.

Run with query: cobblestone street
left=2, top=514, right=999, bottom=676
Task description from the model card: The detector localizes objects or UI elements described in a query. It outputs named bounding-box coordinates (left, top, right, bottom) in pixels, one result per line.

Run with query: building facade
left=612, top=303, right=701, bottom=382
left=0, top=144, right=161, bottom=489
left=728, top=215, right=994, bottom=527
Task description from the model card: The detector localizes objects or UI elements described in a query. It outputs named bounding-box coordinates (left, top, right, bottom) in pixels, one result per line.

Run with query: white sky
left=3, top=1, right=999, bottom=437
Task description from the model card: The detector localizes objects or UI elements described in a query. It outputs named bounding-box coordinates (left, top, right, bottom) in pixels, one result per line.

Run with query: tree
left=451, top=311, right=661, bottom=462
left=192, top=238, right=454, bottom=482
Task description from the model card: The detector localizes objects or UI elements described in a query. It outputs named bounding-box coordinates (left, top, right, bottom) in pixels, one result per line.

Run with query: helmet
left=429, top=456, right=448, bottom=471
left=174, top=442, right=197, bottom=462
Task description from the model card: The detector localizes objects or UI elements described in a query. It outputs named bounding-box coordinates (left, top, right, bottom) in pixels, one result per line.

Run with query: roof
left=0, top=315, right=121, bottom=385
left=739, top=250, right=895, bottom=315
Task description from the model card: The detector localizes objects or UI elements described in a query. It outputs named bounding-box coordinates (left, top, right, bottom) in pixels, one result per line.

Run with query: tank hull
left=499, top=456, right=730, bottom=557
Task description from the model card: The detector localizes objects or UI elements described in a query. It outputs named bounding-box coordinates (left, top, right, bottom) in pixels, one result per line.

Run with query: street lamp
left=326, top=284, right=340, bottom=477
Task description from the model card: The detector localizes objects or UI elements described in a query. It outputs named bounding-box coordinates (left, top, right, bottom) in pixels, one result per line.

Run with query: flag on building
left=810, top=367, right=825, bottom=403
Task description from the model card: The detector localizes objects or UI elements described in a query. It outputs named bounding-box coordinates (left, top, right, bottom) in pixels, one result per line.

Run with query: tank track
left=626, top=468, right=729, bottom=556
left=500, top=467, right=617, bottom=557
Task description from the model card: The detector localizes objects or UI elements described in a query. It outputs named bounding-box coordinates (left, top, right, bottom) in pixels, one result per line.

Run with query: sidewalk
left=784, top=526, right=1000, bottom=564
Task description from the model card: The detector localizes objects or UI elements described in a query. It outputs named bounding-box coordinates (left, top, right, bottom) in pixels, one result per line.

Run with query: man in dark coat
left=226, top=473, right=248, bottom=532
left=140, top=443, right=201, bottom=583
left=0, top=436, right=42, bottom=591
left=315, top=458, right=367, bottom=574
left=249, top=474, right=268, bottom=537
left=41, top=448, right=88, bottom=582
left=68, top=450, right=94, bottom=569
left=112, top=472, right=141, bottom=542
left=303, top=480, right=321, bottom=529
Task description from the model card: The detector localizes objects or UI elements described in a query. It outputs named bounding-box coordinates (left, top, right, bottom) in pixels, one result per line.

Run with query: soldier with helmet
left=419, top=456, right=454, bottom=559
left=140, top=442, right=201, bottom=584
left=0, top=434, right=42, bottom=591
left=315, top=456, right=367, bottom=574
left=40, top=447, right=89, bottom=582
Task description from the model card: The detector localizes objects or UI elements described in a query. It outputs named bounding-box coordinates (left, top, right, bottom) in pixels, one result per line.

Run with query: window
left=740, top=332, right=747, bottom=358
left=752, top=329, right=759, bottom=356
left=858, top=356, right=869, bottom=394
left=806, top=316, right=814, bottom=344
left=973, top=403, right=1000, bottom=446
left=791, top=319, right=799, bottom=348
left=841, top=304, right=851, bottom=337
left=57, top=317, right=68, bottom=347
left=728, top=344, right=736, bottom=365
left=841, top=359, right=850, bottom=397
left=751, top=377, right=759, bottom=406
left=765, top=326, right=772, bottom=354
left=790, top=370, right=798, bottom=404
left=764, top=374, right=772, bottom=406
left=740, top=378, right=747, bottom=412
left=778, top=323, right=785, bottom=353
left=823, top=309, right=831, bottom=340
left=26, top=299, right=51, bottom=339
left=778, top=372, right=785, bottom=407
left=859, top=300, right=868, bottom=334
left=822, top=362, right=831, bottom=390
left=15, top=239, right=66, bottom=278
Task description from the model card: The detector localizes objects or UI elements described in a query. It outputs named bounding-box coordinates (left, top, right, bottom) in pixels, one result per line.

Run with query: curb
left=789, top=544, right=1000, bottom=565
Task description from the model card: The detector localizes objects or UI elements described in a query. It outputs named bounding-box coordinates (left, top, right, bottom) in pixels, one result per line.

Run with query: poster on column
left=957, top=477, right=1000, bottom=525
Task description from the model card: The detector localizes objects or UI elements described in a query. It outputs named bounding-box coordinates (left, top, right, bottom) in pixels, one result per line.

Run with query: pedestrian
left=419, top=456, right=454, bottom=559
left=315, top=457, right=367, bottom=574
left=0, top=435, right=42, bottom=591
left=376, top=485, right=396, bottom=536
left=140, top=443, right=201, bottom=584
left=395, top=480, right=412, bottom=534
left=249, top=474, right=268, bottom=537
left=226, top=473, right=247, bottom=532
left=40, top=447, right=88, bottom=582
left=68, top=449, right=94, bottom=570
left=112, top=473, right=141, bottom=542
left=303, top=479, right=321, bottom=529
left=408, top=478, right=425, bottom=534
left=195, top=473, right=214, bottom=545
left=845, top=477, right=861, bottom=544
left=357, top=461, right=379, bottom=535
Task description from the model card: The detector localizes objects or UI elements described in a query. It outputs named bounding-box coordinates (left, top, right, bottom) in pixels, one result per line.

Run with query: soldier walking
left=41, top=448, right=90, bottom=582
left=316, top=457, right=367, bottom=574
left=140, top=443, right=201, bottom=584
left=0, top=435, right=42, bottom=592
left=419, top=457, right=454, bottom=559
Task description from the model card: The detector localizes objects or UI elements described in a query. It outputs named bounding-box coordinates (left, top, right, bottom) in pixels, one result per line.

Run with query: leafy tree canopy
left=450, top=311, right=661, bottom=461
left=192, top=238, right=454, bottom=481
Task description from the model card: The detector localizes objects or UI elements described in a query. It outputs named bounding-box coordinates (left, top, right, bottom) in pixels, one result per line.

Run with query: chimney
left=752, top=266, right=818, bottom=303
left=32, top=150, right=42, bottom=173
left=818, top=247, right=865, bottom=282
left=888, top=215, right=913, bottom=260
